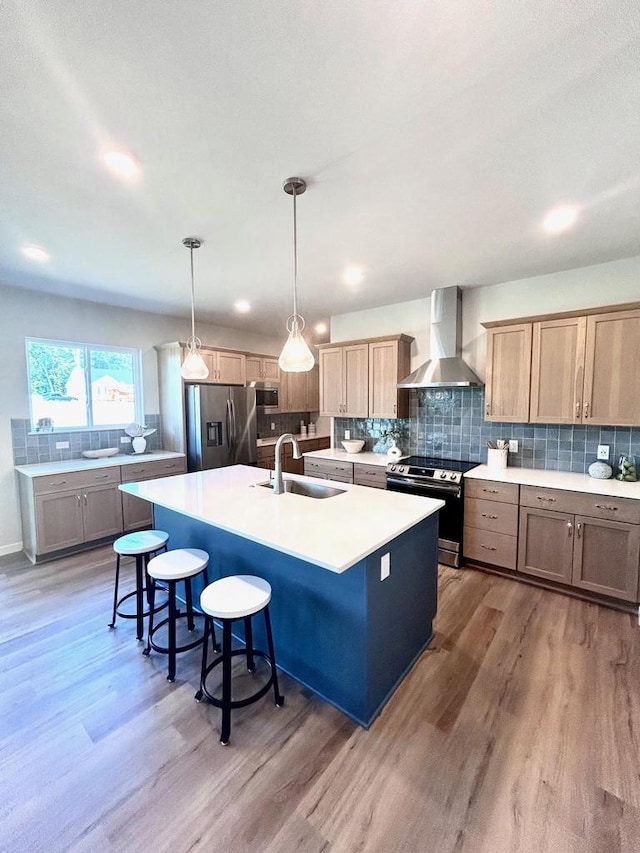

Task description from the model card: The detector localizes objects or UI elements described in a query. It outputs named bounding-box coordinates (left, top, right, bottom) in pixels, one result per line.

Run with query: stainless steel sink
left=257, top=480, right=346, bottom=499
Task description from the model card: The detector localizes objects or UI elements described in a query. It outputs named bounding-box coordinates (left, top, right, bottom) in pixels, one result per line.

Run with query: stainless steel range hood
left=397, top=286, right=483, bottom=388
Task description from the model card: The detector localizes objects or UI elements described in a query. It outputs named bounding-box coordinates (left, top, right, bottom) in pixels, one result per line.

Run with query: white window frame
left=26, top=337, right=144, bottom=431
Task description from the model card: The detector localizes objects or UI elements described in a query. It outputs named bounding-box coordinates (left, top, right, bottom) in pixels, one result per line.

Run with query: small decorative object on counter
left=308, top=422, right=316, bottom=436
left=381, top=427, right=403, bottom=458
left=588, top=460, right=613, bottom=479
left=487, top=447, right=508, bottom=472
left=124, top=422, right=157, bottom=455
left=616, top=455, right=637, bottom=482
left=36, top=417, right=54, bottom=432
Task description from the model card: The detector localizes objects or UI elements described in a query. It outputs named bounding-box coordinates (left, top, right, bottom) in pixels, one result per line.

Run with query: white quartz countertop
left=257, top=432, right=330, bottom=447
left=302, top=448, right=401, bottom=467
left=15, top=451, right=185, bottom=479
left=120, top=464, right=443, bottom=573
left=465, top=465, right=640, bottom=500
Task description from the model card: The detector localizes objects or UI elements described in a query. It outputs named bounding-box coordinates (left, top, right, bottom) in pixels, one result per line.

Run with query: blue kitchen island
left=120, top=465, right=442, bottom=727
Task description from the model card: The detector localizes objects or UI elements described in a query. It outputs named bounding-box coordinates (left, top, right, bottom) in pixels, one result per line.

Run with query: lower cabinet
left=352, top=463, right=386, bottom=489
left=463, top=479, right=519, bottom=569
left=35, top=483, right=123, bottom=554
left=304, top=457, right=354, bottom=483
left=120, top=457, right=187, bottom=531
left=257, top=437, right=330, bottom=474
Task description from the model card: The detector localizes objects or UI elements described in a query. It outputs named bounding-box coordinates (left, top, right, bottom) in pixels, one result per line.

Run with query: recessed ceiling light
left=314, top=322, right=328, bottom=335
left=542, top=205, right=579, bottom=234
left=234, top=299, right=251, bottom=313
left=101, top=148, right=141, bottom=181
left=342, top=265, right=364, bottom=286
left=22, top=244, right=50, bottom=263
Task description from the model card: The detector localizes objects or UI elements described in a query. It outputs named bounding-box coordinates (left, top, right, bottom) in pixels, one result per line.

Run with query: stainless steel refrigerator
left=185, top=384, right=257, bottom=472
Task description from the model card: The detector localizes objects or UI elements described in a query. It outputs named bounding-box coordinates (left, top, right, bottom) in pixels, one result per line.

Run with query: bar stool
left=196, top=575, right=284, bottom=745
left=144, top=548, right=212, bottom=682
left=109, top=530, right=169, bottom=640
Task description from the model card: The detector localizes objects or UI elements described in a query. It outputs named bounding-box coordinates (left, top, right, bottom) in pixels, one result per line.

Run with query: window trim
left=26, top=337, right=144, bottom=432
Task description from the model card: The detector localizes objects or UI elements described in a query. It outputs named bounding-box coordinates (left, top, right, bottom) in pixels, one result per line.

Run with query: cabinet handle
left=536, top=495, right=556, bottom=502
left=83, top=493, right=88, bottom=506
left=567, top=521, right=573, bottom=536
left=393, top=403, right=396, bottom=414
left=486, top=404, right=490, bottom=416
left=583, top=402, right=589, bottom=418
left=595, top=504, right=618, bottom=511
left=481, top=513, right=498, bottom=519
left=94, top=474, right=109, bottom=479
left=76, top=494, right=81, bottom=503
left=482, top=488, right=499, bottom=494
left=575, top=401, right=581, bottom=418
left=50, top=480, right=67, bottom=486
left=576, top=521, right=582, bottom=538
left=480, top=544, right=497, bottom=551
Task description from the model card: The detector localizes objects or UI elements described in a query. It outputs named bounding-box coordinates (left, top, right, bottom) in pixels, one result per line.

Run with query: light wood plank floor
left=1, top=545, right=639, bottom=852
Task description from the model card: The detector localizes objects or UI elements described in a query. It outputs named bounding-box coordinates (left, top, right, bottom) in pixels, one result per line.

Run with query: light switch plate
left=597, top=444, right=610, bottom=461
left=55, top=441, right=69, bottom=449
left=381, top=553, right=390, bottom=580
left=344, top=429, right=351, bottom=440
left=120, top=436, right=131, bottom=444
left=508, top=439, right=518, bottom=453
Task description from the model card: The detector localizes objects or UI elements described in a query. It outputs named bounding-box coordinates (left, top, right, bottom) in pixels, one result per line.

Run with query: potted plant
left=380, top=426, right=404, bottom=458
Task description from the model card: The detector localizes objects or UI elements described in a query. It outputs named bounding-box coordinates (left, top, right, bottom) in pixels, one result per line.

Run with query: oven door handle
left=386, top=477, right=461, bottom=498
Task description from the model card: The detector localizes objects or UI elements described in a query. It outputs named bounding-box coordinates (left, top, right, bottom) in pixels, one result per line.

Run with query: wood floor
left=1, top=546, right=639, bottom=853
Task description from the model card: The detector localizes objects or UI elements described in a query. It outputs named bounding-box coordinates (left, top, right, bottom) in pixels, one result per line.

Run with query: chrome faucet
left=273, top=433, right=302, bottom=494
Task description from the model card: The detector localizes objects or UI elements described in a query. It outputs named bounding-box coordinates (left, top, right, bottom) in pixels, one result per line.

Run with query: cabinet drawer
left=465, top=479, right=519, bottom=504
left=121, top=458, right=186, bottom=482
left=463, top=527, right=518, bottom=569
left=304, top=458, right=354, bottom=480
left=257, top=445, right=275, bottom=462
left=465, top=497, right=519, bottom=536
left=520, top=485, right=640, bottom=524
left=353, top=464, right=386, bottom=489
left=34, top=466, right=121, bottom=495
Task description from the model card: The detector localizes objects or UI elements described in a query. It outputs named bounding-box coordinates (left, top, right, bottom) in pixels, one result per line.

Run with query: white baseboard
left=0, top=541, right=23, bottom=557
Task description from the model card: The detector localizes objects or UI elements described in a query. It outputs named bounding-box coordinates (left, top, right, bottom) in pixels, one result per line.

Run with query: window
left=26, top=338, right=143, bottom=431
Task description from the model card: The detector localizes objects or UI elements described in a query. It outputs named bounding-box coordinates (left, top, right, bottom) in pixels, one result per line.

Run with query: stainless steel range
left=386, top=455, right=479, bottom=568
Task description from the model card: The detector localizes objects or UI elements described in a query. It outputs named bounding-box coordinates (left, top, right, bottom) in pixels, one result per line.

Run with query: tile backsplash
left=335, top=388, right=640, bottom=474
left=11, top=414, right=163, bottom=465
left=256, top=411, right=314, bottom=439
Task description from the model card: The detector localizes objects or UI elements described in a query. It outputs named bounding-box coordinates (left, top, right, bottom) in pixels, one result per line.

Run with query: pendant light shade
left=180, top=237, right=210, bottom=381
left=279, top=177, right=315, bottom=373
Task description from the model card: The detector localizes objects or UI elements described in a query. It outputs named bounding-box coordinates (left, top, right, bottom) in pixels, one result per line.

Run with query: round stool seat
left=113, top=530, right=169, bottom=556
left=200, top=575, right=271, bottom=620
left=148, top=548, right=209, bottom=581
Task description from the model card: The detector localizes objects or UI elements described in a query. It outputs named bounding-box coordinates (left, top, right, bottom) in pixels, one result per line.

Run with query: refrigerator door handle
left=230, top=398, right=238, bottom=462
left=225, top=399, right=232, bottom=456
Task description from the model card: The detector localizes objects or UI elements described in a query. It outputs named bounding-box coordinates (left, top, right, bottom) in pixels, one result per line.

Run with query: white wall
left=0, top=283, right=282, bottom=554
left=330, top=253, right=640, bottom=380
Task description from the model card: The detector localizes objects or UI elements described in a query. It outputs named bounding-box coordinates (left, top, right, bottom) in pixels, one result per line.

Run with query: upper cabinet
left=484, top=323, right=532, bottom=422
left=201, top=348, right=246, bottom=385
left=318, top=335, right=413, bottom=419
left=484, top=304, right=640, bottom=426
left=246, top=356, right=279, bottom=382
left=278, top=365, right=319, bottom=413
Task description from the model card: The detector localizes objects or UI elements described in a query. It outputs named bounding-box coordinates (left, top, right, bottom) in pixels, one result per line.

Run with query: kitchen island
left=120, top=465, right=443, bottom=726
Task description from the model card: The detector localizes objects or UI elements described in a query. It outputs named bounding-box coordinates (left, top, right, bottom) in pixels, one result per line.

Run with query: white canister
left=487, top=447, right=508, bottom=472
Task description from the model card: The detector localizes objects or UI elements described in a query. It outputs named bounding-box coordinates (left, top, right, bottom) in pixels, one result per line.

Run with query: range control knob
left=440, top=471, right=447, bottom=479
left=449, top=472, right=457, bottom=480
left=389, top=465, right=396, bottom=472
left=398, top=466, right=406, bottom=473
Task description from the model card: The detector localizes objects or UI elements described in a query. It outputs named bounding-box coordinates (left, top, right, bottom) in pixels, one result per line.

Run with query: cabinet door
left=572, top=516, right=640, bottom=601
left=343, top=344, right=369, bottom=417
left=518, top=506, right=574, bottom=583
left=583, top=309, right=640, bottom=426
left=368, top=340, right=408, bottom=419
left=82, top=484, right=124, bottom=541
left=216, top=351, right=246, bottom=385
left=485, top=324, right=532, bottom=422
left=530, top=317, right=586, bottom=424
left=198, top=350, right=217, bottom=383
left=245, top=356, right=262, bottom=382
left=319, top=348, right=344, bottom=416
left=281, top=371, right=307, bottom=413
left=35, top=490, right=84, bottom=553
left=122, top=492, right=154, bottom=531
left=262, top=358, right=280, bottom=381
left=305, top=365, right=320, bottom=412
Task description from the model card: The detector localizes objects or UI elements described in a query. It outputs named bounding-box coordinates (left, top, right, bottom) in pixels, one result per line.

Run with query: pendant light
left=180, top=237, right=210, bottom=380
left=278, top=177, right=315, bottom=372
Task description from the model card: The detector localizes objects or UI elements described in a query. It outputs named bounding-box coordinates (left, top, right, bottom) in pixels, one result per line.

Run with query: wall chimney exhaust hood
left=397, top=286, right=483, bottom=388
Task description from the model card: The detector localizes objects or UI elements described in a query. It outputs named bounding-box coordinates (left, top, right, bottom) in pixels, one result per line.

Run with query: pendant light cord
left=292, top=184, right=299, bottom=320
left=189, top=244, right=196, bottom=342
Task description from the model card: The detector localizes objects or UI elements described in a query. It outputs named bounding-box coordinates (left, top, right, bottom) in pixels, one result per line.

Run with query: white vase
left=387, top=441, right=402, bottom=459
left=132, top=436, right=146, bottom=454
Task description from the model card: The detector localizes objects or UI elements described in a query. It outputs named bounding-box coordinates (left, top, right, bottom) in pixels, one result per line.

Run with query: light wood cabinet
left=179, top=345, right=246, bottom=385
left=484, top=323, right=532, bottom=422
left=368, top=339, right=411, bottom=419
left=353, top=463, right=387, bottom=489
left=279, top=367, right=317, bottom=413
left=246, top=356, right=279, bottom=382
left=120, top=457, right=187, bottom=531
left=518, top=486, right=640, bottom=601
left=463, top=478, right=519, bottom=569
left=485, top=304, right=640, bottom=426
left=304, top=457, right=354, bottom=483
left=318, top=335, right=412, bottom=419
left=34, top=481, right=123, bottom=556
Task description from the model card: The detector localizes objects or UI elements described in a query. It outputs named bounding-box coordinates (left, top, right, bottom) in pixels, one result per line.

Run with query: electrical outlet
left=508, top=439, right=518, bottom=453
left=597, top=444, right=610, bottom=461
left=344, top=429, right=351, bottom=440
left=55, top=441, right=69, bottom=449
left=271, top=422, right=276, bottom=431
left=381, top=553, right=390, bottom=580
left=120, top=436, right=131, bottom=444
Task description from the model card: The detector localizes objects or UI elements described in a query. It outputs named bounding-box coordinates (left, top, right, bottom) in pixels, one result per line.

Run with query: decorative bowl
left=341, top=440, right=365, bottom=453
left=82, top=448, right=119, bottom=458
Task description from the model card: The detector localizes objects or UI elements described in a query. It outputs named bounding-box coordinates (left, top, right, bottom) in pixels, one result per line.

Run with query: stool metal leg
left=220, top=620, right=233, bottom=745
left=195, top=616, right=211, bottom=702
left=167, top=581, right=177, bottom=682
left=143, top=578, right=156, bottom=657
left=135, top=555, right=145, bottom=641
left=185, top=578, right=195, bottom=631
left=244, top=616, right=255, bottom=673
left=264, top=606, right=284, bottom=707
left=108, top=554, right=121, bottom=628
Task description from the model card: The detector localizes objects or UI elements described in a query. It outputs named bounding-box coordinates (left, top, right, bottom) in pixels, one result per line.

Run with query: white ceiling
left=1, top=0, right=639, bottom=340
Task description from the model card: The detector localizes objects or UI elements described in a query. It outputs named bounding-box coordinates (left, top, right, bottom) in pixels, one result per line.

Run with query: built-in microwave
left=251, top=381, right=279, bottom=411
